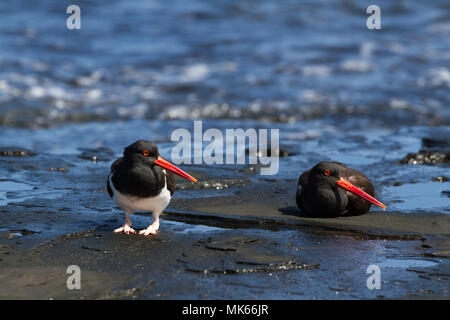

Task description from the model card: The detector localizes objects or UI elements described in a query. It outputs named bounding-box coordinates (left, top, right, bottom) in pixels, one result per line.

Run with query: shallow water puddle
left=0, top=180, right=34, bottom=206
left=384, top=182, right=449, bottom=212
left=130, top=213, right=226, bottom=234
left=0, top=179, right=69, bottom=206
left=164, top=219, right=225, bottom=234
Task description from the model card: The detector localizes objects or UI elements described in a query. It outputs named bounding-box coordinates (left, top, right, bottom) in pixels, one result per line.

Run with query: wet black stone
left=78, top=147, right=115, bottom=162
left=81, top=245, right=106, bottom=252
left=432, top=176, right=448, bottom=182
left=0, top=147, right=36, bottom=157
left=6, top=229, right=39, bottom=238
left=48, top=167, right=69, bottom=172
left=246, top=146, right=292, bottom=157
left=400, top=150, right=450, bottom=165
left=18, top=229, right=38, bottom=236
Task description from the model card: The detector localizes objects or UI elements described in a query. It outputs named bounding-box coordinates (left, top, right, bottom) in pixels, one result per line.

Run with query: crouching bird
left=296, top=161, right=386, bottom=217
left=107, top=140, right=197, bottom=236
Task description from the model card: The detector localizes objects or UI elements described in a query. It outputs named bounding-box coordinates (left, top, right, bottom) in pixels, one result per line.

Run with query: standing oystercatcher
left=296, top=161, right=386, bottom=217
left=107, top=140, right=197, bottom=236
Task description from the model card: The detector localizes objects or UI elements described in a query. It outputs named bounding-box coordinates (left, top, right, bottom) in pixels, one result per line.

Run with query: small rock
left=0, top=147, right=36, bottom=157
left=7, top=229, right=38, bottom=238
left=432, top=176, right=448, bottom=182
left=19, top=229, right=38, bottom=236
left=246, top=146, right=292, bottom=157
left=48, top=167, right=69, bottom=172
left=78, top=147, right=115, bottom=162
left=400, top=150, right=449, bottom=165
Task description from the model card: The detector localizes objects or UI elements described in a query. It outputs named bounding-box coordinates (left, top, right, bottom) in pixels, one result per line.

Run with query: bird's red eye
left=324, top=169, right=331, bottom=176
left=142, top=150, right=150, bottom=156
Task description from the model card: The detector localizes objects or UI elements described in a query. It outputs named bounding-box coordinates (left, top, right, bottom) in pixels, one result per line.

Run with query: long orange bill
left=336, top=177, right=386, bottom=209
left=153, top=156, right=197, bottom=183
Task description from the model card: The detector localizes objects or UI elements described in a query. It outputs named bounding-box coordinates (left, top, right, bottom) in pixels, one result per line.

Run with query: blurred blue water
left=0, top=0, right=449, bottom=127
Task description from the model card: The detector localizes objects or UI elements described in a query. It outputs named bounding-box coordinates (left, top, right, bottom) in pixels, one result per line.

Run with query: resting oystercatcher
left=107, top=140, right=197, bottom=236
left=296, top=161, right=386, bottom=217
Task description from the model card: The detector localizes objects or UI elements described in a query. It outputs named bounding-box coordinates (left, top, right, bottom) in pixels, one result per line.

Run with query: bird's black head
left=124, top=140, right=160, bottom=162
left=122, top=140, right=197, bottom=183
left=309, top=161, right=343, bottom=184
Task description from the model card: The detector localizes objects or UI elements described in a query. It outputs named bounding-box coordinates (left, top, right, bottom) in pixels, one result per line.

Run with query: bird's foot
left=114, top=224, right=136, bottom=235
left=139, top=225, right=158, bottom=236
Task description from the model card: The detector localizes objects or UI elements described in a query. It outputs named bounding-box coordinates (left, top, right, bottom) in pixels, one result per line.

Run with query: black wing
left=342, top=167, right=375, bottom=216
left=298, top=168, right=310, bottom=187
left=296, top=168, right=310, bottom=212
left=166, top=171, right=175, bottom=197
left=106, top=157, right=123, bottom=198
left=110, top=157, right=123, bottom=172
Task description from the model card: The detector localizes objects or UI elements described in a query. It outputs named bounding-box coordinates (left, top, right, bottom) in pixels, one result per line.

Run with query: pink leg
left=114, top=214, right=136, bottom=235
left=139, top=213, right=160, bottom=236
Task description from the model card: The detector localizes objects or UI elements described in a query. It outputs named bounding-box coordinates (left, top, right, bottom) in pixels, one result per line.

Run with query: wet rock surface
left=1, top=219, right=448, bottom=299
left=0, top=139, right=449, bottom=299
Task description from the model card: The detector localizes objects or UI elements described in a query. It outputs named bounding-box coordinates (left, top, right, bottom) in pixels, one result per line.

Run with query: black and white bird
left=296, top=161, right=386, bottom=217
left=107, top=140, right=197, bottom=236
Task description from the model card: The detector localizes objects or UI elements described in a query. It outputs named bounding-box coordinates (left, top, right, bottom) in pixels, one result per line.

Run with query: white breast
left=109, top=170, right=172, bottom=215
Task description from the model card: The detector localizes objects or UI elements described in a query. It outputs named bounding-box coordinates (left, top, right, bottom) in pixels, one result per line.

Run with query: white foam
left=181, top=64, right=210, bottom=82
left=302, top=65, right=330, bottom=77
left=340, top=60, right=373, bottom=72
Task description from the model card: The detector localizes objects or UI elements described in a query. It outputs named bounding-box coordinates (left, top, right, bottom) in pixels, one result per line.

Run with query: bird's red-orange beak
left=153, top=156, right=197, bottom=183
left=336, top=177, right=386, bottom=209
